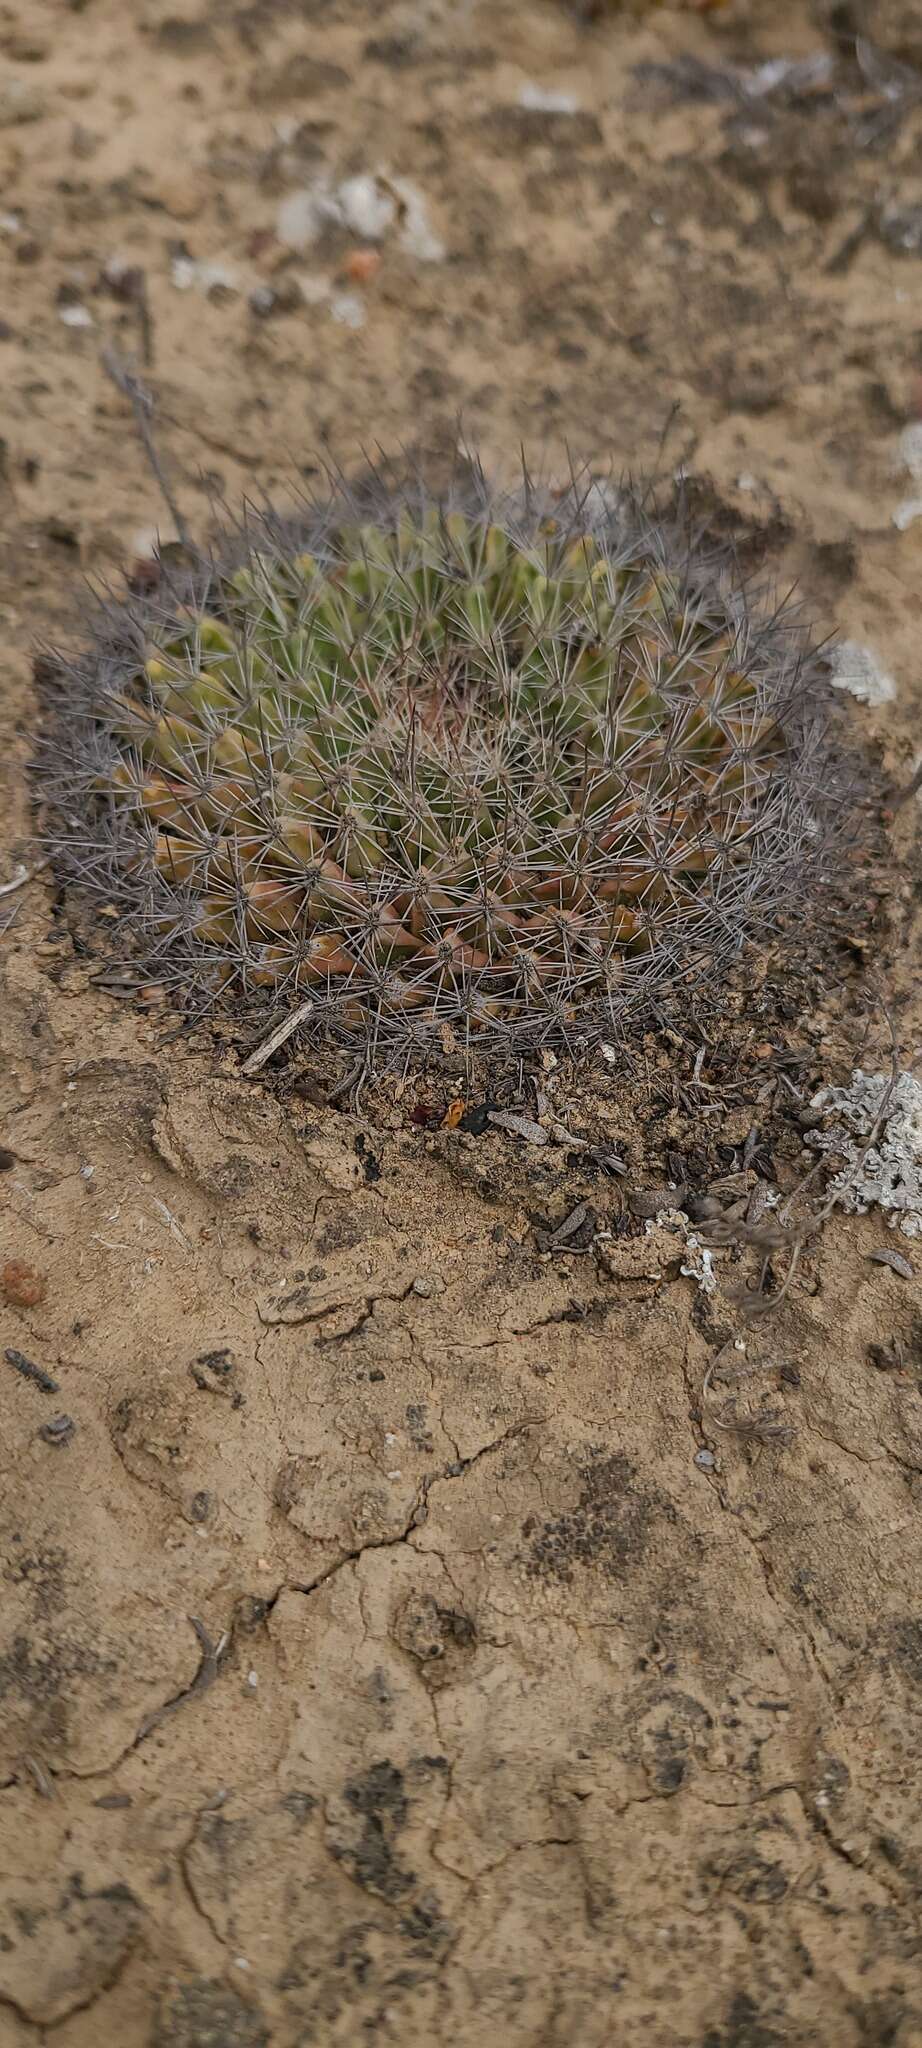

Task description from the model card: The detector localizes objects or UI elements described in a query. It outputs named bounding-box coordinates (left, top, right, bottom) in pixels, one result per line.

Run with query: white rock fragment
left=741, top=53, right=833, bottom=99
left=297, top=272, right=332, bottom=305
left=898, top=421, right=922, bottom=479
left=809, top=1070, right=922, bottom=1238
left=892, top=497, right=922, bottom=532
left=330, top=290, right=365, bottom=328
left=276, top=187, right=324, bottom=250
left=132, top=525, right=165, bottom=561
left=337, top=172, right=396, bottom=241
left=277, top=171, right=444, bottom=263
left=391, top=175, right=445, bottom=263
left=518, top=81, right=580, bottom=115
left=892, top=425, right=922, bottom=526
left=171, top=255, right=239, bottom=294
left=59, top=303, right=93, bottom=329
left=829, top=641, right=897, bottom=707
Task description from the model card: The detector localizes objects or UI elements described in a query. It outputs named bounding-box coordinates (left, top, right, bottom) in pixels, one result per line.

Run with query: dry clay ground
left=2, top=0, right=922, bottom=2042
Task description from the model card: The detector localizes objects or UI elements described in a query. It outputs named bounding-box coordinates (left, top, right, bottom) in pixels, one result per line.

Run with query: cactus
left=40, top=471, right=832, bottom=1057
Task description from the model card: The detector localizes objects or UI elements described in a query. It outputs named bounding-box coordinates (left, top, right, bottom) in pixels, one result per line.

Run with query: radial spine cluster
left=41, top=475, right=830, bottom=1054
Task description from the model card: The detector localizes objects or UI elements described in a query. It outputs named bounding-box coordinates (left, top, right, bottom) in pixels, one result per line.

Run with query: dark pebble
left=6, top=1347, right=59, bottom=1393
left=38, top=1413, right=76, bottom=1445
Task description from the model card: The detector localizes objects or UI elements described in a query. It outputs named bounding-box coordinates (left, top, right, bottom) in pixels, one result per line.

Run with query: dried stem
left=101, top=345, right=190, bottom=548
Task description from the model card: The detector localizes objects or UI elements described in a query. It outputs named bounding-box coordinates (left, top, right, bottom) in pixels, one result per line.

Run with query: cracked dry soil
left=2, top=0, right=922, bottom=2041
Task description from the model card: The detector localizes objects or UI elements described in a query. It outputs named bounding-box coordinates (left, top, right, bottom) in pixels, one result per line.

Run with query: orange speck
left=343, top=248, right=381, bottom=286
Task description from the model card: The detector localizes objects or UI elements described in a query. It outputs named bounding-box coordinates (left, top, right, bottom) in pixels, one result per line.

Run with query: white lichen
left=809, top=1070, right=922, bottom=1238
left=647, top=1209, right=718, bottom=1294
left=680, top=1236, right=718, bottom=1295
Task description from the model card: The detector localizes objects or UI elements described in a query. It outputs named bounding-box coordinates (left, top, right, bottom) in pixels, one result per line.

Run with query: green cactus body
left=42, top=479, right=830, bottom=1053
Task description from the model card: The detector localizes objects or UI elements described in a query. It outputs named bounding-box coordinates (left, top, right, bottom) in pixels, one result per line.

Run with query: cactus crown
left=42, top=472, right=831, bottom=1057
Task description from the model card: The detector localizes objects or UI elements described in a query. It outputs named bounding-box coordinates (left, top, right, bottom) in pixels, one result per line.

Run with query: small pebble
left=412, top=1273, right=444, bottom=1297
left=518, top=81, right=580, bottom=115
left=829, top=641, right=896, bottom=707
left=694, top=1449, right=716, bottom=1470
left=330, top=290, right=365, bottom=330
left=38, top=1414, right=76, bottom=1447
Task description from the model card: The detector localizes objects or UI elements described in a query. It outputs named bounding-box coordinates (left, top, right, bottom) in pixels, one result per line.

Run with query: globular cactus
left=40, top=470, right=832, bottom=1058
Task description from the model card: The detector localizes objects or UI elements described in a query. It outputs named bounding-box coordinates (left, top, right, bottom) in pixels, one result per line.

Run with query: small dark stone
left=38, top=1414, right=76, bottom=1446
left=235, top=1593, right=268, bottom=1630
left=5, top=1347, right=59, bottom=1393
left=196, top=1348, right=233, bottom=1373
left=152, top=1977, right=268, bottom=2048
left=354, top=1133, right=381, bottom=1183
left=868, top=1339, right=904, bottom=1373
left=156, top=16, right=214, bottom=54
left=281, top=1788, right=317, bottom=1827
left=363, top=35, right=419, bottom=65
left=458, top=1103, right=491, bottom=1135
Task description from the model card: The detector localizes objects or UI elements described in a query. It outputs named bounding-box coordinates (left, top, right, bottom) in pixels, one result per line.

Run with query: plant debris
left=5, top=1348, right=59, bottom=1393
left=866, top=1247, right=914, bottom=1278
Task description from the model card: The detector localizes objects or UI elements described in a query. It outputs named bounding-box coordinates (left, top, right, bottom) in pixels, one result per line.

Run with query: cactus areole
left=42, top=474, right=832, bottom=1057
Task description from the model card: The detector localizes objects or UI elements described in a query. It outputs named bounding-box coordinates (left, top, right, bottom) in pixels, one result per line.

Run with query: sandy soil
left=2, top=0, right=922, bottom=2042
